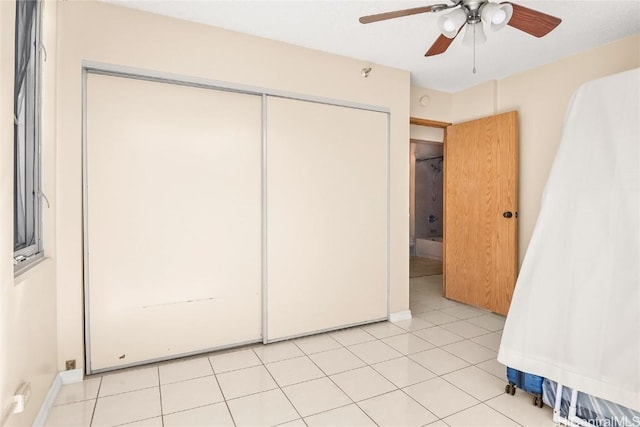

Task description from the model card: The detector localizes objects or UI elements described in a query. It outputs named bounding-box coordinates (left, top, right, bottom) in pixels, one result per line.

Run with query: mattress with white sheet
left=498, top=68, right=640, bottom=412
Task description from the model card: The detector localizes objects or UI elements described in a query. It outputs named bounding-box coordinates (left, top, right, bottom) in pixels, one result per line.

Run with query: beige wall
left=55, top=1, right=411, bottom=371
left=410, top=85, right=452, bottom=123
left=451, top=80, right=496, bottom=123
left=0, top=1, right=58, bottom=426
left=411, top=33, right=640, bottom=265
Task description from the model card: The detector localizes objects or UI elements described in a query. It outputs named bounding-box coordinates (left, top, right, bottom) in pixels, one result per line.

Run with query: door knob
left=503, top=211, right=513, bottom=218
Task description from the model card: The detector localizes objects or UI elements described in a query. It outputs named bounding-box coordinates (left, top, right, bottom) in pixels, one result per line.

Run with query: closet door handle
left=503, top=211, right=513, bottom=219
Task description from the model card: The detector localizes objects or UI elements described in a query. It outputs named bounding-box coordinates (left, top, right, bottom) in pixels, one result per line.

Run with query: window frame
left=13, top=0, right=43, bottom=272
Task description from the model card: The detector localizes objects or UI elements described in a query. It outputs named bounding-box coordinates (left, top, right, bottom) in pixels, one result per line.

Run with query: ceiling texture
left=108, top=0, right=640, bottom=93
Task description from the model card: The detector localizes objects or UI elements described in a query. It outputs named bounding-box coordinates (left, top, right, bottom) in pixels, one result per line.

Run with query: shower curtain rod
left=416, top=156, right=443, bottom=162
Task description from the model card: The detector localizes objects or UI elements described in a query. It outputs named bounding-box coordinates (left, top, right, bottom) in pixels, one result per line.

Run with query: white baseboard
left=389, top=310, right=412, bottom=322
left=33, top=369, right=83, bottom=427
left=60, top=368, right=83, bottom=385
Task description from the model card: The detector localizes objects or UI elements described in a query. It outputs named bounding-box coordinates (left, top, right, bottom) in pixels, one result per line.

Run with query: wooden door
left=444, top=111, right=518, bottom=315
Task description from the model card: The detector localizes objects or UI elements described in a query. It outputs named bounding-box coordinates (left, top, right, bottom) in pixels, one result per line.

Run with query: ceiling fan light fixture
left=437, top=8, right=467, bottom=38
left=492, top=9, right=506, bottom=24
left=481, top=2, right=513, bottom=31
left=462, top=22, right=487, bottom=46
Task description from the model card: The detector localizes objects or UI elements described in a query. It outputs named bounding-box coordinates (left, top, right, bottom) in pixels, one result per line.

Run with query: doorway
left=410, top=139, right=444, bottom=278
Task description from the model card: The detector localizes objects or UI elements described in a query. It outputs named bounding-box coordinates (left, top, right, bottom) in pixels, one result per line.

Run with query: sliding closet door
left=85, top=74, right=262, bottom=372
left=266, top=97, right=388, bottom=340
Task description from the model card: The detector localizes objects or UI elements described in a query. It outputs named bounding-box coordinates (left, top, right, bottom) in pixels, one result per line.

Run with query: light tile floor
left=45, top=275, right=555, bottom=427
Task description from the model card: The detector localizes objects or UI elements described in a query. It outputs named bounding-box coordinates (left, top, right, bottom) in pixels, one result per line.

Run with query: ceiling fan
left=359, top=0, right=561, bottom=57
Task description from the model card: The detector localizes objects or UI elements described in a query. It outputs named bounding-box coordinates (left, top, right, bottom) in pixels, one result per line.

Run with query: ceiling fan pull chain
left=472, top=24, right=477, bottom=74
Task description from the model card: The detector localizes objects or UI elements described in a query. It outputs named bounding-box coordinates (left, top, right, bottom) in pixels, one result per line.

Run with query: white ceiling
left=107, top=0, right=640, bottom=93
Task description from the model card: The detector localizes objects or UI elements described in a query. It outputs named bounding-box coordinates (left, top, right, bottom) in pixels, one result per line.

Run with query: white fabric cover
left=498, top=68, right=640, bottom=411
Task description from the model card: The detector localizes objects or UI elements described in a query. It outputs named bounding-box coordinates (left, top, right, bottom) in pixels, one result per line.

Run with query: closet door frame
left=81, top=62, right=391, bottom=374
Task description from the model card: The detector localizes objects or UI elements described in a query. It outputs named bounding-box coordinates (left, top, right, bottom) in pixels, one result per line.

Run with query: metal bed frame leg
left=553, top=382, right=591, bottom=427
left=568, top=387, right=591, bottom=427
left=553, top=382, right=565, bottom=425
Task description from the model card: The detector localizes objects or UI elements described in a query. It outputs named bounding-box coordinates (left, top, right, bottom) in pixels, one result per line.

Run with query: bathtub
left=415, top=237, right=443, bottom=261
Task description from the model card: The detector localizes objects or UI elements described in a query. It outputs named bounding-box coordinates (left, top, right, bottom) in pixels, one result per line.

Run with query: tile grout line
left=159, top=402, right=226, bottom=419
left=392, top=387, right=440, bottom=423
left=89, top=376, right=103, bottom=426
left=393, top=364, right=477, bottom=424
left=436, top=341, right=498, bottom=366
left=206, top=356, right=238, bottom=427
left=290, top=338, right=382, bottom=425
left=216, top=350, right=279, bottom=403
left=156, top=365, right=165, bottom=427
left=90, top=384, right=160, bottom=399
left=258, top=344, right=306, bottom=424
left=112, top=415, right=164, bottom=427
left=289, top=339, right=361, bottom=413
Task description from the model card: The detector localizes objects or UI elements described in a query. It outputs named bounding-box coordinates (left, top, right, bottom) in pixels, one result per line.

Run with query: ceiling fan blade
left=425, top=24, right=464, bottom=57
left=506, top=2, right=562, bottom=37
left=425, top=35, right=454, bottom=56
left=359, top=5, right=436, bottom=24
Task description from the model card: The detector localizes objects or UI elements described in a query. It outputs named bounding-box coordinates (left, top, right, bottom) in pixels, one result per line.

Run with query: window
left=14, top=0, right=42, bottom=269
